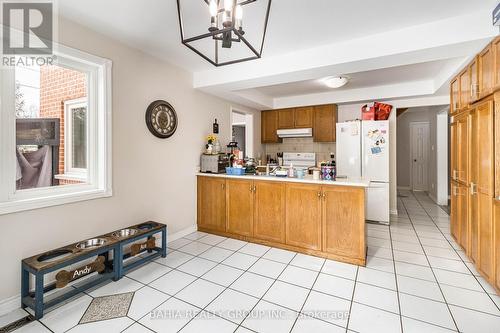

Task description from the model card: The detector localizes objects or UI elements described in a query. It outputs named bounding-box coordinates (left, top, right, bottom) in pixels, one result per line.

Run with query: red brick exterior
left=39, top=65, right=87, bottom=184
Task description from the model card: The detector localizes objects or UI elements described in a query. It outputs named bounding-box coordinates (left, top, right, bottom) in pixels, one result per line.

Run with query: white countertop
left=196, top=172, right=370, bottom=187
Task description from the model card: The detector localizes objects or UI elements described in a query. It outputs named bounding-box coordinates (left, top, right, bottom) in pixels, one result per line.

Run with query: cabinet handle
left=322, top=192, right=326, bottom=199
left=317, top=191, right=322, bottom=198
left=452, top=170, right=457, bottom=180
left=253, top=185, right=256, bottom=192
left=470, top=182, right=477, bottom=195
left=221, top=183, right=225, bottom=190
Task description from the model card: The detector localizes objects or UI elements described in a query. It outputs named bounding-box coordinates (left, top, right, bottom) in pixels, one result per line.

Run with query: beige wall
left=0, top=18, right=259, bottom=303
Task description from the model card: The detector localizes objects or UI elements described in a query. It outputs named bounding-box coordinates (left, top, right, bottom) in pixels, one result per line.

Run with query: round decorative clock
left=145, top=100, right=178, bottom=138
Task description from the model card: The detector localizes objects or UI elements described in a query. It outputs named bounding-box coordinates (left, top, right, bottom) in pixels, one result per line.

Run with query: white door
left=410, top=122, right=430, bottom=191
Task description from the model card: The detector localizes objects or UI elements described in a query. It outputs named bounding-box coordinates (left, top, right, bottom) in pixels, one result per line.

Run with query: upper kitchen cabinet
left=459, top=68, right=470, bottom=110
left=493, top=37, right=500, bottom=91
left=294, top=106, right=314, bottom=128
left=278, top=107, right=313, bottom=129
left=277, top=108, right=295, bottom=129
left=450, top=77, right=460, bottom=115
left=261, top=110, right=281, bottom=143
left=479, top=44, right=494, bottom=99
left=313, top=104, right=338, bottom=142
left=470, top=57, right=479, bottom=103
left=197, top=176, right=226, bottom=233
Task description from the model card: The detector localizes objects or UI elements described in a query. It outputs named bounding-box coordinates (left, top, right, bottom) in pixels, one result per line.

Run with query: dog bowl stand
left=115, top=222, right=167, bottom=279
left=21, top=221, right=167, bottom=319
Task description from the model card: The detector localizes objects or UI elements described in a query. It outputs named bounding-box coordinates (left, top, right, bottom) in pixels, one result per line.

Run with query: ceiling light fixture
left=322, top=76, right=349, bottom=88
left=176, top=0, right=272, bottom=67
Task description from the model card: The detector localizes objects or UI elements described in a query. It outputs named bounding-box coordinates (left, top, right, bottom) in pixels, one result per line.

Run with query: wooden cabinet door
left=253, top=181, right=286, bottom=243
left=197, top=177, right=226, bottom=232
left=496, top=92, right=500, bottom=198
left=456, top=112, right=469, bottom=185
left=322, top=186, right=365, bottom=260
left=450, top=121, right=458, bottom=182
left=492, top=37, right=500, bottom=91
left=494, top=199, right=500, bottom=291
left=458, top=183, right=469, bottom=250
left=479, top=45, right=494, bottom=99
left=294, top=106, right=313, bottom=128
left=470, top=57, right=479, bottom=102
left=277, top=108, right=295, bottom=129
left=478, top=192, right=493, bottom=280
left=226, top=179, right=254, bottom=237
left=261, top=110, right=280, bottom=143
left=285, top=183, right=322, bottom=250
left=450, top=181, right=460, bottom=242
left=476, top=100, right=494, bottom=195
left=469, top=108, right=479, bottom=262
left=313, top=104, right=338, bottom=142
left=459, top=69, right=470, bottom=110
left=450, top=77, right=460, bottom=115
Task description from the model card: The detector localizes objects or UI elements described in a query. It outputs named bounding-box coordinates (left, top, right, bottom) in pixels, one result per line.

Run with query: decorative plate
left=145, top=100, right=178, bottom=138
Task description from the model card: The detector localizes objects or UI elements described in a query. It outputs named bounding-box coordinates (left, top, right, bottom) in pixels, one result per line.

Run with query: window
left=0, top=44, right=112, bottom=214
left=60, top=98, right=88, bottom=181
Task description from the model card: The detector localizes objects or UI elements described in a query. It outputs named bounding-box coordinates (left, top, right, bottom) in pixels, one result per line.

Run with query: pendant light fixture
left=176, top=0, right=272, bottom=66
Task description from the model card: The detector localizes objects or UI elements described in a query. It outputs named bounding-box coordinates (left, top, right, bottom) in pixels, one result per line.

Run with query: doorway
left=231, top=110, right=253, bottom=158
left=410, top=121, right=430, bottom=191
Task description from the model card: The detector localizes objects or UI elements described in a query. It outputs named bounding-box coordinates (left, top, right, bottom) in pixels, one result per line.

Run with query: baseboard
left=390, top=209, right=398, bottom=216
left=429, top=193, right=438, bottom=204
left=0, top=295, right=21, bottom=317
left=397, top=186, right=411, bottom=191
left=0, top=224, right=198, bottom=317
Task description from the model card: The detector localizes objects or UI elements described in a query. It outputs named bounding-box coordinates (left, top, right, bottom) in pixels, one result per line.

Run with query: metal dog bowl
left=111, top=228, right=138, bottom=238
left=76, top=238, right=107, bottom=250
left=137, top=222, right=156, bottom=230
left=37, top=249, right=73, bottom=263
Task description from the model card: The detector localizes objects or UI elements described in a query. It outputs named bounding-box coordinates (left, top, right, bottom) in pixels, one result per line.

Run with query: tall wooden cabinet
left=450, top=36, right=500, bottom=294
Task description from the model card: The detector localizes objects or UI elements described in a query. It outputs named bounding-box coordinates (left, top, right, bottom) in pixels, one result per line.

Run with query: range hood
left=276, top=128, right=313, bottom=138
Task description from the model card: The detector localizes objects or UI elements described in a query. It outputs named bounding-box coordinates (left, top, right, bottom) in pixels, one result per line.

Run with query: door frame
left=409, top=121, right=430, bottom=191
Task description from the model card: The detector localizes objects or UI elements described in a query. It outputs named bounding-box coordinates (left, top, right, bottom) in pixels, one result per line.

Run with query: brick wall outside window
left=39, top=65, right=87, bottom=184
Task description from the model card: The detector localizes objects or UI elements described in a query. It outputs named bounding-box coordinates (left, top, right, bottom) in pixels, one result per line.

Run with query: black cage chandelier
left=176, top=0, right=272, bottom=66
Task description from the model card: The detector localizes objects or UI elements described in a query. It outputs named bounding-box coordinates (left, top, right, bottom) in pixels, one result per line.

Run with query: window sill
left=0, top=188, right=112, bottom=215
left=55, top=173, right=88, bottom=182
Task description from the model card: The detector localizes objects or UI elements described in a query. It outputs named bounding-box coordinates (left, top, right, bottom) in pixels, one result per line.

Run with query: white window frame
left=58, top=98, right=89, bottom=181
left=0, top=43, right=112, bottom=215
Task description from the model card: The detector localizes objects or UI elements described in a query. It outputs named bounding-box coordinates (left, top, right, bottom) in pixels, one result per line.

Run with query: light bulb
left=235, top=4, right=243, bottom=20
left=209, top=0, right=217, bottom=17
left=224, top=0, right=233, bottom=11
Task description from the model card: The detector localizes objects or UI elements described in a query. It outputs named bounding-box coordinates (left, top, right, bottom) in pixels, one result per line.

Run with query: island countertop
left=196, top=172, right=370, bottom=187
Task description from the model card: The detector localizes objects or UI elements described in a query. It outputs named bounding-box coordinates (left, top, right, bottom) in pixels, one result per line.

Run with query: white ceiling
left=58, top=0, right=499, bottom=109
left=252, top=59, right=462, bottom=98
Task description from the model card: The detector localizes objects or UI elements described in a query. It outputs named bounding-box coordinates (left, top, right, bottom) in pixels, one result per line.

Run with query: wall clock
left=145, top=100, right=178, bottom=138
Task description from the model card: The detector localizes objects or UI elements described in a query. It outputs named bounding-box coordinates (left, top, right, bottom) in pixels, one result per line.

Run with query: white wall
left=0, top=18, right=259, bottom=304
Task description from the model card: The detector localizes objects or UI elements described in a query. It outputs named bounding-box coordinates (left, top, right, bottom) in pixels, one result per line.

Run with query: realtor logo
left=2, top=1, right=53, bottom=55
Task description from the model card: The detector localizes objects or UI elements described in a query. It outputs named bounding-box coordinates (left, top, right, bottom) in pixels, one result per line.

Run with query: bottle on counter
left=287, top=163, right=295, bottom=178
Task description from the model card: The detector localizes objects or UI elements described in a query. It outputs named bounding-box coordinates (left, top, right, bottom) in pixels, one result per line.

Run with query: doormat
left=0, top=314, right=35, bottom=333
left=79, top=292, right=134, bottom=324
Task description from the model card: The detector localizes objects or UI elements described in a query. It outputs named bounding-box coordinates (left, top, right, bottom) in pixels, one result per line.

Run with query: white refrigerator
left=336, top=120, right=390, bottom=224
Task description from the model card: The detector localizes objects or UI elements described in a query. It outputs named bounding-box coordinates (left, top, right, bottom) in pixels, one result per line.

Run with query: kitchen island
left=197, top=173, right=369, bottom=265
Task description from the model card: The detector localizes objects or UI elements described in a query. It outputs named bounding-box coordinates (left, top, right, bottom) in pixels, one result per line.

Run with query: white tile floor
left=2, top=191, right=500, bottom=333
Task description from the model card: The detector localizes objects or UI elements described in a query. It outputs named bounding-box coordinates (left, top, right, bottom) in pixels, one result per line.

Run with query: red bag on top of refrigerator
left=374, top=102, right=393, bottom=120
left=361, top=104, right=375, bottom=120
